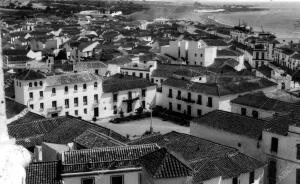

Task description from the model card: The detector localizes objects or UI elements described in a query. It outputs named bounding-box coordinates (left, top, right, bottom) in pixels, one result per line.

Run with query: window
left=252, top=110, right=259, bottom=118
left=65, top=112, right=69, bottom=116
left=271, top=137, right=278, bottom=153
left=40, top=103, right=44, bottom=110
left=297, top=169, right=300, bottom=184
left=30, top=104, right=34, bottom=109
left=83, top=96, right=88, bottom=105
left=29, top=82, right=32, bottom=87
left=34, top=82, right=37, bottom=87
left=297, top=144, right=300, bottom=160
left=84, top=108, right=87, bottom=114
left=111, top=175, right=123, bottom=184
left=168, top=89, right=172, bottom=98
left=197, top=109, right=202, bottom=117
left=139, top=73, right=143, bottom=78
left=249, top=171, right=255, bottom=184
left=65, top=99, right=69, bottom=108
left=52, top=88, right=56, bottom=95
left=94, top=94, right=98, bottom=103
left=188, top=92, right=191, bottom=100
left=52, top=101, right=57, bottom=108
left=207, top=97, right=213, bottom=107
left=94, top=82, right=98, bottom=88
left=74, top=85, right=78, bottom=92
left=241, top=108, right=247, bottom=116
left=177, top=104, right=181, bottom=110
left=132, top=72, right=136, bottom=77
left=128, top=91, right=132, bottom=99
left=83, top=83, right=87, bottom=90
left=113, top=105, right=117, bottom=114
left=200, top=53, right=203, bottom=57
left=39, top=91, right=43, bottom=98
left=113, top=93, right=118, bottom=102
left=95, top=69, right=99, bottom=75
left=64, top=86, right=68, bottom=93
left=74, top=98, right=78, bottom=107
left=75, top=110, right=78, bottom=116
left=142, top=89, right=146, bottom=97
left=232, top=177, right=238, bottom=184
left=142, top=101, right=145, bottom=108
left=146, top=73, right=150, bottom=80
left=39, top=81, right=43, bottom=86
left=177, top=90, right=181, bottom=100
left=169, top=102, right=172, bottom=111
left=29, top=92, right=33, bottom=99
left=197, top=95, right=202, bottom=105
left=268, top=160, right=277, bottom=184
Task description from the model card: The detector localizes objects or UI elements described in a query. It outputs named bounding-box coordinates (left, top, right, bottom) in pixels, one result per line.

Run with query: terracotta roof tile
left=26, top=161, right=61, bottom=184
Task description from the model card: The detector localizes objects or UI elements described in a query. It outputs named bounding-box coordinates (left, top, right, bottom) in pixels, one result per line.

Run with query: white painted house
left=157, top=75, right=277, bottom=117
left=161, top=39, right=228, bottom=67
left=100, top=74, right=156, bottom=118
left=14, top=70, right=102, bottom=120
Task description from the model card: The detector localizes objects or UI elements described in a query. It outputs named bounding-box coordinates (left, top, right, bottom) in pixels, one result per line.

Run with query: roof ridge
left=64, top=143, right=159, bottom=154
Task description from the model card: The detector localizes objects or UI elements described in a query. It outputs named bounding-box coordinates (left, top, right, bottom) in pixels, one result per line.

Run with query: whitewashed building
left=100, top=74, right=156, bottom=118
left=161, top=39, right=228, bottom=67
left=262, top=116, right=300, bottom=184
left=14, top=70, right=102, bottom=120
left=157, top=75, right=277, bottom=117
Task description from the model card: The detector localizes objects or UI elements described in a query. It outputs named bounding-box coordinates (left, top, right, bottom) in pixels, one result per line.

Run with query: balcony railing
left=181, top=97, right=195, bottom=103
left=47, top=106, right=62, bottom=113
left=123, top=96, right=139, bottom=103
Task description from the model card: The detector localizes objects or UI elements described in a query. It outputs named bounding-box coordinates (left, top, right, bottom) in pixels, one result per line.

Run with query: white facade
left=99, top=86, right=156, bottom=119
left=262, top=125, right=300, bottom=184
left=190, top=121, right=265, bottom=162
left=161, top=40, right=217, bottom=67
left=14, top=73, right=102, bottom=120
left=63, top=169, right=142, bottom=184
left=157, top=83, right=276, bottom=117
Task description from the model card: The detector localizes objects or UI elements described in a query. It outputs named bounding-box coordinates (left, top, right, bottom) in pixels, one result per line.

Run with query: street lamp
left=147, top=102, right=153, bottom=134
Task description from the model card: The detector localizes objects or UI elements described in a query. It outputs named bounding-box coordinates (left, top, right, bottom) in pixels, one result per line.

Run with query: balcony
left=181, top=97, right=195, bottom=104
left=47, top=106, right=62, bottom=113
left=123, top=96, right=139, bottom=103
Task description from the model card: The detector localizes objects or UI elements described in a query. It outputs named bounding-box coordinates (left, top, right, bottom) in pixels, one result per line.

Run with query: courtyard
left=96, top=117, right=189, bottom=139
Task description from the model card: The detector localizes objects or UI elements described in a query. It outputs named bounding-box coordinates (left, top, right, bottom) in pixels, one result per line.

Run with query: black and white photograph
left=0, top=0, right=299, bottom=183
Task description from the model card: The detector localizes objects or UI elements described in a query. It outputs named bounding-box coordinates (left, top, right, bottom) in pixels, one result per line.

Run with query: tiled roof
left=46, top=72, right=101, bottom=86
left=26, top=161, right=61, bottom=184
left=129, top=131, right=264, bottom=182
left=191, top=152, right=264, bottom=183
left=217, top=49, right=243, bottom=57
left=264, top=115, right=300, bottom=135
left=8, top=116, right=129, bottom=148
left=61, top=144, right=159, bottom=173
left=141, top=148, right=192, bottom=179
left=16, top=70, right=46, bottom=81
left=163, top=77, right=276, bottom=97
left=280, top=47, right=295, bottom=55
left=5, top=98, right=27, bottom=119
left=9, top=111, right=45, bottom=125
left=103, top=74, right=155, bottom=93
left=209, top=58, right=239, bottom=70
left=73, top=129, right=126, bottom=149
left=202, top=39, right=228, bottom=47
left=192, top=110, right=266, bottom=139
left=152, top=64, right=206, bottom=78
left=129, top=131, right=237, bottom=161
left=231, top=92, right=300, bottom=120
